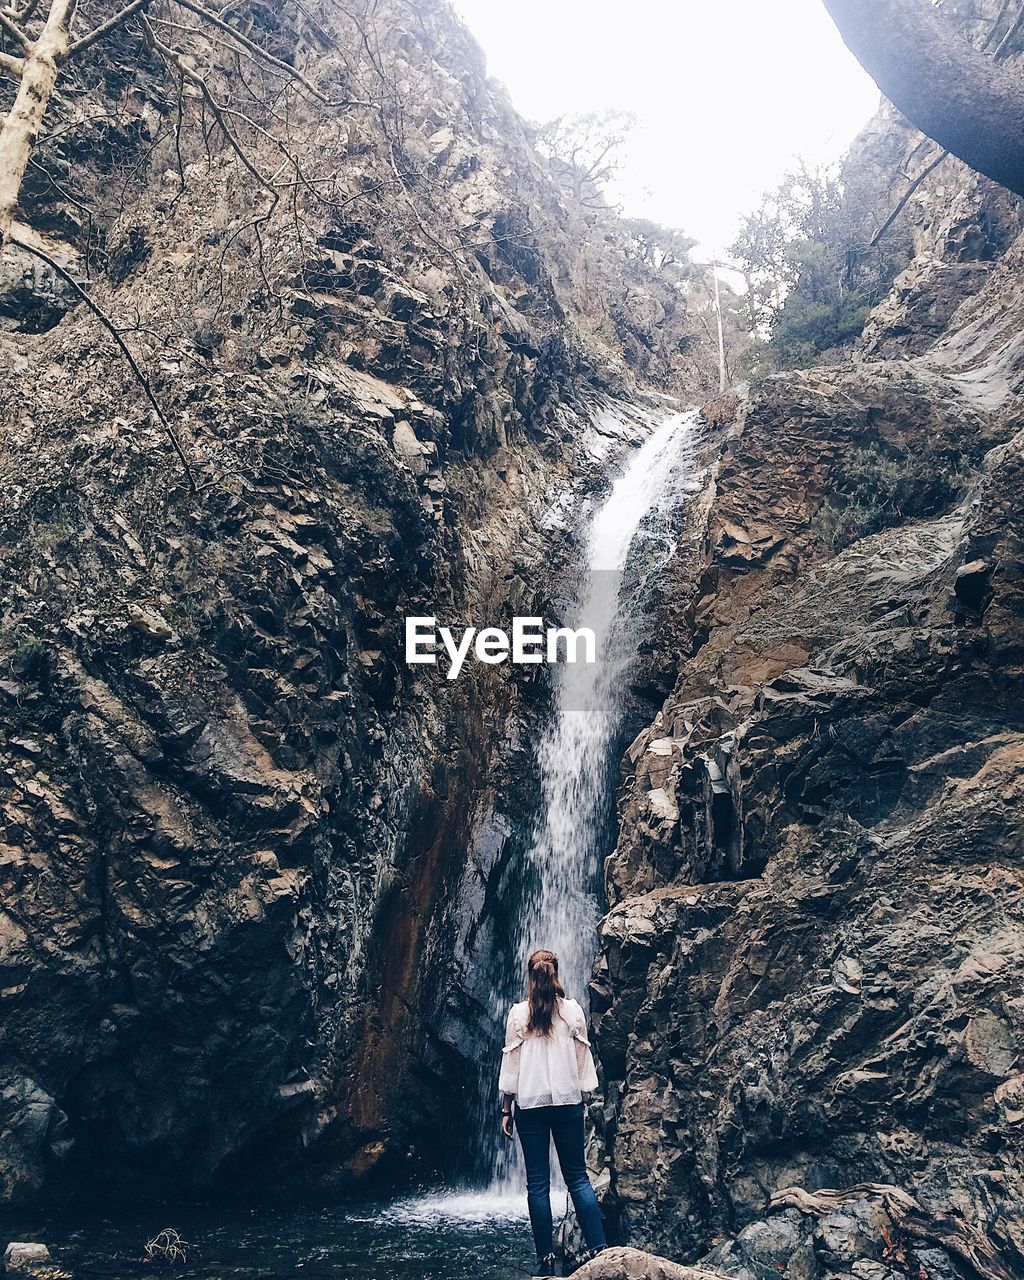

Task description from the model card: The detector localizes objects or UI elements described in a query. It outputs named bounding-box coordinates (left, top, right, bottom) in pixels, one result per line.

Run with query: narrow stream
left=3, top=411, right=699, bottom=1280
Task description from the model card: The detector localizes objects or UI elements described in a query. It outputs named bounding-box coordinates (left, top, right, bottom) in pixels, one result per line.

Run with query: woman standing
left=498, top=948, right=608, bottom=1277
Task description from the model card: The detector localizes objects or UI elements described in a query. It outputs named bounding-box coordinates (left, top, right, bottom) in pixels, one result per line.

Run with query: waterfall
left=518, top=410, right=698, bottom=996
left=487, top=408, right=700, bottom=1191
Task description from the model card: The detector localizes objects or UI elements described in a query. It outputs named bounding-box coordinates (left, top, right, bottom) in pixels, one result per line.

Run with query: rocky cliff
left=594, top=116, right=1024, bottom=1279
left=5, top=4, right=1023, bottom=1273
left=0, top=0, right=717, bottom=1203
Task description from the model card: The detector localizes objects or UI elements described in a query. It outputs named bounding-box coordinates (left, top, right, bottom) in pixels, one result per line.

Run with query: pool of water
left=2, top=1189, right=545, bottom=1279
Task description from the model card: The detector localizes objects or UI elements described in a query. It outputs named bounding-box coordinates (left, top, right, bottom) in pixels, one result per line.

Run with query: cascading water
left=487, top=408, right=700, bottom=1191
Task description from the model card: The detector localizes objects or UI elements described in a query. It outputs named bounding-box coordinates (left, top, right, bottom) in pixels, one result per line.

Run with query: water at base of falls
left=2, top=1195, right=530, bottom=1279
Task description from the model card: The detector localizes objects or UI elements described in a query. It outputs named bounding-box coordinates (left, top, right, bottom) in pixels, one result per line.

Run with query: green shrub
left=814, top=444, right=961, bottom=551
left=772, top=295, right=872, bottom=370
left=5, top=637, right=54, bottom=689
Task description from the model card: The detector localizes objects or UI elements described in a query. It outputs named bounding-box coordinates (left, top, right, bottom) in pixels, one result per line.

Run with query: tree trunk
left=0, top=0, right=73, bottom=257
left=821, top=0, right=1024, bottom=198
left=712, top=265, right=728, bottom=393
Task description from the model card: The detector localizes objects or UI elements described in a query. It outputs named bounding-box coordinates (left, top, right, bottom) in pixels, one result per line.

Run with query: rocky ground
left=593, top=135, right=1024, bottom=1280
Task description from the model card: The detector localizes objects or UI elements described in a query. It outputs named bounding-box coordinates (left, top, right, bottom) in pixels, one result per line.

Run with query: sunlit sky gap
left=453, top=0, right=882, bottom=260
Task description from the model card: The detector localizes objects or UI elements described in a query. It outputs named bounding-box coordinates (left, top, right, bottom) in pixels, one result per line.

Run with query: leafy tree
left=620, top=217, right=697, bottom=275
left=730, top=159, right=912, bottom=372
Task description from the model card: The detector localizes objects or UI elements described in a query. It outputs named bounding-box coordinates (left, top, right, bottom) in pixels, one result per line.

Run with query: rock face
left=706, top=1184, right=1019, bottom=1280
left=3, top=1243, right=51, bottom=1267
left=572, top=1246, right=729, bottom=1280
left=593, top=119, right=1024, bottom=1280
left=0, top=0, right=714, bottom=1203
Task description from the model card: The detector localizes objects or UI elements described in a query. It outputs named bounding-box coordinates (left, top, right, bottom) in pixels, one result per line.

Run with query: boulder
left=571, top=1248, right=728, bottom=1280
left=3, top=1243, right=51, bottom=1276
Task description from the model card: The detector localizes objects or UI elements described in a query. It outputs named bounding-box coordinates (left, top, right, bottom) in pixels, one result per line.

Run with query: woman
left=498, top=948, right=608, bottom=1277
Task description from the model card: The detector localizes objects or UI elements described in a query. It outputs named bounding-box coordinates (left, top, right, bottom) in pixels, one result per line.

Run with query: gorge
left=2, top=1, right=1024, bottom=1279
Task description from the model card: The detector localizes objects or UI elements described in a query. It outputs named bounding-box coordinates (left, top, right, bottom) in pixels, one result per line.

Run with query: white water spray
left=517, top=411, right=698, bottom=997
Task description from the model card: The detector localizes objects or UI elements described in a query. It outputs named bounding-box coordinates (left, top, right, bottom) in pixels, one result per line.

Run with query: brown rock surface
left=593, top=107, right=1024, bottom=1280
left=0, top=0, right=712, bottom=1204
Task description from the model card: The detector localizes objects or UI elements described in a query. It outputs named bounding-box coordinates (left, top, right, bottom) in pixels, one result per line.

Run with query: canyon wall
left=5, top=7, right=1023, bottom=1276
left=594, top=120, right=1024, bottom=1278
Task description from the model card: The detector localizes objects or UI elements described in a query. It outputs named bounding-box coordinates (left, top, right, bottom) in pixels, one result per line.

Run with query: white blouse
left=498, top=996, right=600, bottom=1109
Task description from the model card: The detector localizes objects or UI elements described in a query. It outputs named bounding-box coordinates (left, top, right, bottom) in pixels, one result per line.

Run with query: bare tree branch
left=68, top=0, right=150, bottom=57
left=869, top=148, right=948, bottom=247
left=169, top=0, right=370, bottom=108
left=994, top=2, right=1024, bottom=57
left=980, top=0, right=1015, bottom=51
left=0, top=8, right=31, bottom=49
left=9, top=230, right=198, bottom=491
left=0, top=48, right=25, bottom=77
left=141, top=15, right=278, bottom=196
left=10, top=0, right=43, bottom=24
left=0, top=0, right=372, bottom=252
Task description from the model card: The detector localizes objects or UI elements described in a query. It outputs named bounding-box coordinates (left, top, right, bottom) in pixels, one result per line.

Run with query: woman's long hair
left=526, top=948, right=565, bottom=1036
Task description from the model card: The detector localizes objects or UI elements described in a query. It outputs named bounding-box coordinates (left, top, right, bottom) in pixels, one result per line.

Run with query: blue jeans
left=514, top=1101, right=608, bottom=1260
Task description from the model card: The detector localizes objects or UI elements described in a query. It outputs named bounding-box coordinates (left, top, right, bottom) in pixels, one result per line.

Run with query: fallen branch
left=143, top=1227, right=189, bottom=1266
left=771, top=1183, right=1020, bottom=1280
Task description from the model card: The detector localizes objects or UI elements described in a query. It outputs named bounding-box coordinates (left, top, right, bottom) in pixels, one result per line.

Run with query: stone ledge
left=571, top=1246, right=729, bottom=1280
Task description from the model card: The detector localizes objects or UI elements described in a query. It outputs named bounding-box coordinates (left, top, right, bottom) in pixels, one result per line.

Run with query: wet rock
left=2, top=1243, right=52, bottom=1277
left=0, top=1080, right=72, bottom=1201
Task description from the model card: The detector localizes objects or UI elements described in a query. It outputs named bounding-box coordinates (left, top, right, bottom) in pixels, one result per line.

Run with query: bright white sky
left=453, top=0, right=881, bottom=260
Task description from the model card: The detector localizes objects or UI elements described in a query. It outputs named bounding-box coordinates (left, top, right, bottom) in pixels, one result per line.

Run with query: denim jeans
left=514, top=1101, right=608, bottom=1260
